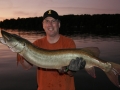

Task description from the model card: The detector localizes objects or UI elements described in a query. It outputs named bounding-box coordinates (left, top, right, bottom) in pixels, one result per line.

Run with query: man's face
left=42, top=17, right=60, bottom=37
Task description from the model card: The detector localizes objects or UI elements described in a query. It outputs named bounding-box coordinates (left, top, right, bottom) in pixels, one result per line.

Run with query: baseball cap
left=43, top=10, right=59, bottom=20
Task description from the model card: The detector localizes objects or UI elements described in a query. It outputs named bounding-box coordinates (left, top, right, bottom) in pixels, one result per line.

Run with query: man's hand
left=58, top=57, right=86, bottom=76
left=68, top=57, right=86, bottom=71
left=58, top=66, right=68, bottom=74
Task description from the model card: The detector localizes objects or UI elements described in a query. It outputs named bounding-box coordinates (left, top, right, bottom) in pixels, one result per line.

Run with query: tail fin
left=105, top=62, right=120, bottom=88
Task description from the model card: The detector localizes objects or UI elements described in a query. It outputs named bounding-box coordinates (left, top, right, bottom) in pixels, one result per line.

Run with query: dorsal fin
left=81, top=47, right=100, bottom=57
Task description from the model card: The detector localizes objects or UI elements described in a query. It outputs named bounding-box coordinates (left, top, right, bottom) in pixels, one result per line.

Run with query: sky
left=0, top=0, right=120, bottom=21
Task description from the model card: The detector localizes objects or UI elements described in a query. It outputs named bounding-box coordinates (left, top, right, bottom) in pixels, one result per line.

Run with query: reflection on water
left=0, top=30, right=120, bottom=90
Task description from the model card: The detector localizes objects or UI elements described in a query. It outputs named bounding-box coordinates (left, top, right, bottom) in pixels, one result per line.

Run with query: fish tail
left=105, top=62, right=120, bottom=88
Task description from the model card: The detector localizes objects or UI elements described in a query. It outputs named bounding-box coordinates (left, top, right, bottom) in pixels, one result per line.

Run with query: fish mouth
left=0, top=30, right=11, bottom=45
left=1, top=30, right=12, bottom=41
left=8, top=43, right=19, bottom=52
left=0, top=37, right=6, bottom=44
left=1, top=30, right=26, bottom=52
left=9, top=43, right=18, bottom=49
left=1, top=30, right=18, bottom=49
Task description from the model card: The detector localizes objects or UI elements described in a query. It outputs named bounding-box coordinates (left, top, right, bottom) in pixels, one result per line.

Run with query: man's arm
left=17, top=54, right=33, bottom=70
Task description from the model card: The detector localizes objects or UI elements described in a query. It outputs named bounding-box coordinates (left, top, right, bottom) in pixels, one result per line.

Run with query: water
left=0, top=30, right=120, bottom=90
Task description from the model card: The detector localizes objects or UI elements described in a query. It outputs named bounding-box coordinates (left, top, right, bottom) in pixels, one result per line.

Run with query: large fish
left=0, top=30, right=120, bottom=87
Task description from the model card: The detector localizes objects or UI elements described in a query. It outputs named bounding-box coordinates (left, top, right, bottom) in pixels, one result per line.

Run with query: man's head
left=42, top=10, right=60, bottom=37
left=43, top=10, right=59, bottom=20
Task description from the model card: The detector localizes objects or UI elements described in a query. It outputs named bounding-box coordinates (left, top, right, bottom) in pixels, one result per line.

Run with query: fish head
left=1, top=30, right=26, bottom=53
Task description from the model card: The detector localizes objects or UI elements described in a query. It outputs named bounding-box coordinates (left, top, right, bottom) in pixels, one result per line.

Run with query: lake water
left=0, top=30, right=120, bottom=90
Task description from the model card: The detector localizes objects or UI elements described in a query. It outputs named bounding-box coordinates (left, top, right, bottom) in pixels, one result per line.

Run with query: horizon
left=0, top=13, right=120, bottom=22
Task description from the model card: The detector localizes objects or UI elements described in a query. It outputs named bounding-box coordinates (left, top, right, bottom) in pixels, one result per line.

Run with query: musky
left=0, top=0, right=120, bottom=21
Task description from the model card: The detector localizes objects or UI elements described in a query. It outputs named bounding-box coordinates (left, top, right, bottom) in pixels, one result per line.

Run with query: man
left=17, top=9, right=86, bottom=90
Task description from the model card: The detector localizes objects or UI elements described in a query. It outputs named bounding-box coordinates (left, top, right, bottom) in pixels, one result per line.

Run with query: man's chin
left=48, top=33, right=57, bottom=37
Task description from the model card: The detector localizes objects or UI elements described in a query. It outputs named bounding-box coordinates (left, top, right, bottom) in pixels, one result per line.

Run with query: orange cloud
left=0, top=17, right=5, bottom=21
left=14, top=11, right=30, bottom=16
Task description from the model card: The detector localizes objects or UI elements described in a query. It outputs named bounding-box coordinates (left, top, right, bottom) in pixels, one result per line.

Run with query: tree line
left=0, top=14, right=120, bottom=35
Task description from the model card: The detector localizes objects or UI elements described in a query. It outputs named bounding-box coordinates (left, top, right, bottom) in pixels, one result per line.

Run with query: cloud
left=13, top=11, right=41, bottom=18
left=14, top=11, right=30, bottom=16
left=0, top=0, right=12, bottom=9
left=0, top=17, right=6, bottom=21
left=50, top=7, right=120, bottom=15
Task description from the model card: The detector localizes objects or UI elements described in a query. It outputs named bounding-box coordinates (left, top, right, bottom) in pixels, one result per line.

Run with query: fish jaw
left=1, top=30, right=25, bottom=53
left=0, top=37, right=6, bottom=44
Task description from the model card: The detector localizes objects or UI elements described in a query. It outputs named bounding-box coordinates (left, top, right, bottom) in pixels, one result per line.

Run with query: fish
left=0, top=30, right=120, bottom=88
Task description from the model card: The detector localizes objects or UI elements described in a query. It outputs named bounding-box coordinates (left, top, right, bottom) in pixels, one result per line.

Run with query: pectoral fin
left=85, top=67, right=96, bottom=78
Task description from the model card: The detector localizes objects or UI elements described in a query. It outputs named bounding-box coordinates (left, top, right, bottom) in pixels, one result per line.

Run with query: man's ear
left=59, top=22, right=60, bottom=28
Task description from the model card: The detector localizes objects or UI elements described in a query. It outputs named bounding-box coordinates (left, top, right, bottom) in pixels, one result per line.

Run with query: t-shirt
left=17, top=34, right=76, bottom=90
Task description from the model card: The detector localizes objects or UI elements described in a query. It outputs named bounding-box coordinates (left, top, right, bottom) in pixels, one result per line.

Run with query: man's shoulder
left=60, top=35, right=76, bottom=48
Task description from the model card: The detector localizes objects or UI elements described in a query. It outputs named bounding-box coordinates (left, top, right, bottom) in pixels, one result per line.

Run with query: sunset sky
left=0, top=0, right=120, bottom=21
